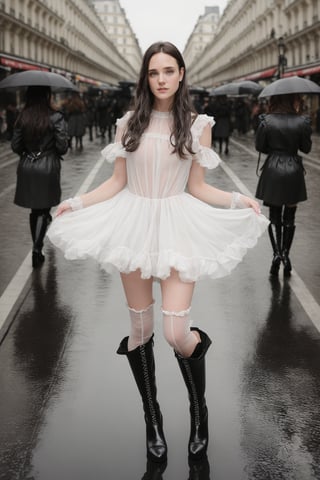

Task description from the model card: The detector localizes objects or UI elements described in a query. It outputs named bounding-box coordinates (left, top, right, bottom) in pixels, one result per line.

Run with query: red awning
left=0, top=57, right=49, bottom=71
left=75, top=74, right=100, bottom=86
left=283, top=64, right=320, bottom=77
left=244, top=67, right=277, bottom=81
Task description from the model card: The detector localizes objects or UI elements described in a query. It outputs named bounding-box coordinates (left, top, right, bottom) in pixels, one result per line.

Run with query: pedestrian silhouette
left=11, top=86, right=68, bottom=268
left=211, top=95, right=232, bottom=154
left=255, top=93, right=312, bottom=276
left=64, top=92, right=86, bottom=151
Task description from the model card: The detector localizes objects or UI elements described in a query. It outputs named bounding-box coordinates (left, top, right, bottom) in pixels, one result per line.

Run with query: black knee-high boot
left=282, top=206, right=297, bottom=277
left=268, top=223, right=282, bottom=275
left=30, top=211, right=51, bottom=268
left=174, top=327, right=212, bottom=460
left=29, top=212, right=37, bottom=244
left=117, top=335, right=167, bottom=463
left=268, top=206, right=283, bottom=276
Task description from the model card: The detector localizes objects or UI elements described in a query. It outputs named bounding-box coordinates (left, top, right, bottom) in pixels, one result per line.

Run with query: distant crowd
left=1, top=86, right=320, bottom=153
left=0, top=85, right=132, bottom=152
left=191, top=92, right=320, bottom=155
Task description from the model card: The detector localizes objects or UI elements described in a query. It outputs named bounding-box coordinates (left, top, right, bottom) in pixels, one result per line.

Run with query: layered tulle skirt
left=47, top=188, right=269, bottom=282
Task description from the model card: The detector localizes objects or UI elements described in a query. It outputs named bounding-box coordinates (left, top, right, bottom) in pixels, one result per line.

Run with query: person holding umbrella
left=255, top=91, right=312, bottom=276
left=11, top=85, right=68, bottom=268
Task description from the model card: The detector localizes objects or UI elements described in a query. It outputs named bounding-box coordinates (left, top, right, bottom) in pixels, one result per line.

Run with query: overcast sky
left=119, top=0, right=228, bottom=53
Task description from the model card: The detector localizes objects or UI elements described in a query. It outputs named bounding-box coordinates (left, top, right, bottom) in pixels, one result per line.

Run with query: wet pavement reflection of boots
left=141, top=459, right=167, bottom=479
left=188, top=454, right=210, bottom=479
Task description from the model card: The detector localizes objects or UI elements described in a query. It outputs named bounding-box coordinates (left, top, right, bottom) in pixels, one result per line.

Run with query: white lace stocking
left=127, top=302, right=154, bottom=351
left=162, top=307, right=199, bottom=357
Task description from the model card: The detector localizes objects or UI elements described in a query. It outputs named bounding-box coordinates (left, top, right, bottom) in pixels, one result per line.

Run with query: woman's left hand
left=239, top=194, right=261, bottom=214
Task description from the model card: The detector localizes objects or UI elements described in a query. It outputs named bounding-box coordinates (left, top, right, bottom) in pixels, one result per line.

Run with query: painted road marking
left=0, top=155, right=105, bottom=333
left=0, top=183, right=15, bottom=200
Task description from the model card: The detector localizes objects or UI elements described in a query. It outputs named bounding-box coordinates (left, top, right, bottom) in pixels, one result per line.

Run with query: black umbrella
left=0, top=70, right=78, bottom=91
left=189, top=86, right=209, bottom=95
left=210, top=80, right=262, bottom=96
left=258, top=76, right=320, bottom=98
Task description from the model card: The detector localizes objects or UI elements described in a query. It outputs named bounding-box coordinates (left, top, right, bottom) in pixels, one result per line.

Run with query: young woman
left=48, top=42, right=268, bottom=462
left=255, top=94, right=312, bottom=276
left=11, top=86, right=68, bottom=268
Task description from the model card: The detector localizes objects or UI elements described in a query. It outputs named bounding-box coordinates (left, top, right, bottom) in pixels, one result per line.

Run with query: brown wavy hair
left=122, top=41, right=197, bottom=158
left=64, top=92, right=86, bottom=114
left=268, top=93, right=302, bottom=114
left=15, top=86, right=54, bottom=140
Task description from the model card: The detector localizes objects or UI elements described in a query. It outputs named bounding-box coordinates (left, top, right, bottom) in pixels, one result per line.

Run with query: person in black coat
left=211, top=95, right=232, bottom=154
left=11, top=86, right=68, bottom=268
left=64, top=92, right=86, bottom=150
left=96, top=90, right=114, bottom=143
left=255, top=93, right=312, bottom=276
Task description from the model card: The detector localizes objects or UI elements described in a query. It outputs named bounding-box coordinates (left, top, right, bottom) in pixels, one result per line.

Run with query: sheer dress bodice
left=104, top=111, right=220, bottom=198
left=122, top=111, right=191, bottom=198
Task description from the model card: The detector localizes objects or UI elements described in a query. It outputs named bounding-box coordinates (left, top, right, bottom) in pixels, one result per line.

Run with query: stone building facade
left=183, top=6, right=220, bottom=68
left=2, top=1, right=319, bottom=95
left=0, top=0, right=138, bottom=89
left=90, top=0, right=142, bottom=74
left=187, top=0, right=320, bottom=88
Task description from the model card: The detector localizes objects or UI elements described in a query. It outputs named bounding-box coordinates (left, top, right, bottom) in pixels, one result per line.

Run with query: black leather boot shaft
left=282, top=225, right=296, bottom=276
left=117, top=336, right=167, bottom=463
left=175, top=327, right=212, bottom=460
left=29, top=212, right=37, bottom=243
left=268, top=223, right=282, bottom=275
left=30, top=212, right=51, bottom=268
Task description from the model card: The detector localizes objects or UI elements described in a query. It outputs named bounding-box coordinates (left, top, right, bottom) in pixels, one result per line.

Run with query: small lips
left=157, top=88, right=168, bottom=93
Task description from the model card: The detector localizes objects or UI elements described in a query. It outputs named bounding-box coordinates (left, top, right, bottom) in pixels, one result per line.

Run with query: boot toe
left=146, top=423, right=167, bottom=462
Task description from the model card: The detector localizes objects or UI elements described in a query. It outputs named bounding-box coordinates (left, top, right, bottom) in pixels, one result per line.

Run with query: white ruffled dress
left=47, top=111, right=269, bottom=282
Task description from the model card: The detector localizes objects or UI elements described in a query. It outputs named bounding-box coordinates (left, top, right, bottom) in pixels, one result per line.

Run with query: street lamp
left=277, top=37, right=287, bottom=79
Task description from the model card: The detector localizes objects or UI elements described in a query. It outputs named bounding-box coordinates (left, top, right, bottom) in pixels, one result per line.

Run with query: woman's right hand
left=55, top=201, right=72, bottom=217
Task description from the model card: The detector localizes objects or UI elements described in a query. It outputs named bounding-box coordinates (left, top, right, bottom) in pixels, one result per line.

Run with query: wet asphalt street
left=0, top=130, right=320, bottom=480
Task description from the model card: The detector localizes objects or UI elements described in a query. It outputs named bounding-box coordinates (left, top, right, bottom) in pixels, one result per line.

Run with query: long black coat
left=255, top=113, right=312, bottom=206
left=212, top=100, right=232, bottom=139
left=12, top=111, right=68, bottom=209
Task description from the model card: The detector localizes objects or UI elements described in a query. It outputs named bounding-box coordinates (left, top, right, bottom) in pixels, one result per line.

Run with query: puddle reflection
left=12, top=251, right=75, bottom=478
left=141, top=459, right=167, bottom=479
left=188, top=455, right=211, bottom=479
left=241, top=277, right=320, bottom=479
left=140, top=455, right=211, bottom=480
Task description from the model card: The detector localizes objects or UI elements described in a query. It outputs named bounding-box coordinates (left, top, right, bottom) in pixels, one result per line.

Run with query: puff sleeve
left=100, top=111, right=132, bottom=163
left=191, top=114, right=221, bottom=169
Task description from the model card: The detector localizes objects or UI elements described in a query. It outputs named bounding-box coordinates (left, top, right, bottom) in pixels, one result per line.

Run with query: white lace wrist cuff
left=230, top=191, right=244, bottom=209
left=65, top=196, right=83, bottom=211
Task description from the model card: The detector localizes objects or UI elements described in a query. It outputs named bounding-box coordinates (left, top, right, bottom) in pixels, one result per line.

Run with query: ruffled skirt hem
left=47, top=189, right=269, bottom=282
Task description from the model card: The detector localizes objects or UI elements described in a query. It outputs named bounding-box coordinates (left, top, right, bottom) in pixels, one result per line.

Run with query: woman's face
left=147, top=52, right=184, bottom=109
